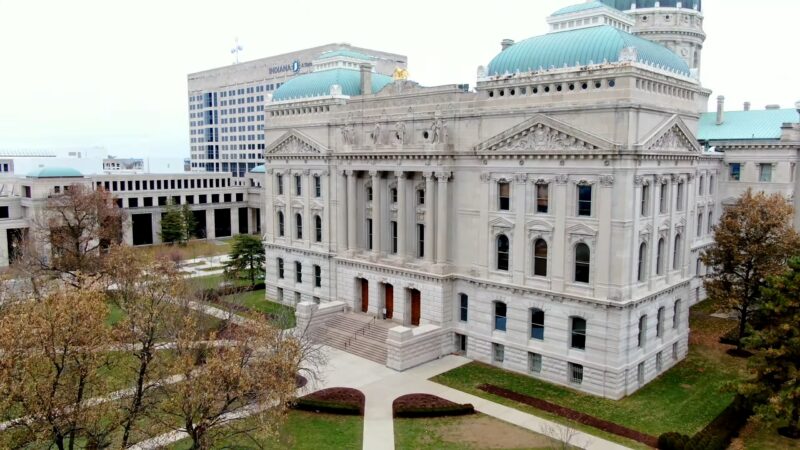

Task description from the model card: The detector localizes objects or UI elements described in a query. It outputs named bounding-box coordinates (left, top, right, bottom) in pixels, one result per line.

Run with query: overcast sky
left=0, top=0, right=797, bottom=158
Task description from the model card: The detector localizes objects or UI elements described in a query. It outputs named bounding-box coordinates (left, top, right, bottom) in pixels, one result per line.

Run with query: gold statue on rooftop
left=392, top=67, right=409, bottom=81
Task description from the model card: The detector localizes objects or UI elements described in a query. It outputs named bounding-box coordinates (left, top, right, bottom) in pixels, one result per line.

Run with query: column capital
left=344, top=169, right=355, bottom=176
left=394, top=171, right=406, bottom=179
left=423, top=171, right=435, bottom=180
left=435, top=171, right=451, bottom=182
left=369, top=170, right=380, bottom=178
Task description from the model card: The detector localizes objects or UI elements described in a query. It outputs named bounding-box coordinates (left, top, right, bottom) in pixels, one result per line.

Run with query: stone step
left=308, top=312, right=389, bottom=365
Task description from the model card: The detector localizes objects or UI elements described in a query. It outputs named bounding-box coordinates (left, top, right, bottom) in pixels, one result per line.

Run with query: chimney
left=766, top=104, right=780, bottom=110
left=360, top=63, right=372, bottom=96
left=743, top=102, right=751, bottom=111
left=501, top=39, right=515, bottom=51
left=716, top=95, right=725, bottom=125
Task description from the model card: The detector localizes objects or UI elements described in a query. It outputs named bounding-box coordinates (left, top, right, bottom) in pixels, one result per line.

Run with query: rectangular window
left=707, top=211, right=713, bottom=233
left=295, top=262, right=302, bottom=283
left=390, top=188, right=397, bottom=203
left=294, top=174, right=302, bottom=196
left=672, top=342, right=679, bottom=360
left=314, top=176, right=321, bottom=197
left=638, top=315, right=647, bottom=348
left=657, top=307, right=664, bottom=337
left=143, top=197, right=153, bottom=207
left=676, top=182, right=684, bottom=211
left=277, top=258, right=284, bottom=279
left=498, top=182, right=510, bottom=211
left=128, top=198, right=139, bottom=208
left=0, top=206, right=8, bottom=219
left=637, top=362, right=645, bottom=384
left=729, top=163, right=741, bottom=181
left=494, top=303, right=507, bottom=331
left=659, top=183, right=668, bottom=213
left=492, top=343, right=504, bottom=363
left=391, top=221, right=398, bottom=254
left=277, top=174, right=284, bottom=195
left=417, top=189, right=425, bottom=205
left=529, top=352, right=542, bottom=373
left=709, top=175, right=715, bottom=194
left=577, top=185, right=592, bottom=216
left=186, top=195, right=194, bottom=204
left=199, top=194, right=207, bottom=204
left=366, top=219, right=373, bottom=250
left=641, top=184, right=649, bottom=216
left=417, top=224, right=424, bottom=258
left=530, top=309, right=544, bottom=340
left=536, top=184, right=549, bottom=213
left=158, top=196, right=167, bottom=206
left=212, top=194, right=219, bottom=203
left=569, top=362, right=583, bottom=384
left=759, top=163, right=772, bottom=182
left=656, top=351, right=663, bottom=372
left=314, top=265, right=321, bottom=288
left=459, top=294, right=468, bottom=322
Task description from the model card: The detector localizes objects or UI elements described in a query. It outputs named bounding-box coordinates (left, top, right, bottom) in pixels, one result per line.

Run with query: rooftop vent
left=501, top=39, right=515, bottom=51
left=766, top=104, right=781, bottom=110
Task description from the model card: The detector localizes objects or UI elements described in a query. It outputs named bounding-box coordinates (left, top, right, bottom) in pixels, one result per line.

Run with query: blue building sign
left=269, top=60, right=310, bottom=75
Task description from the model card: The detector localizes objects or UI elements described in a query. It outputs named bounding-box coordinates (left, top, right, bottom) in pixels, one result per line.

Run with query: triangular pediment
left=566, top=223, right=597, bottom=236
left=489, top=216, right=514, bottom=229
left=266, top=129, right=328, bottom=155
left=474, top=114, right=616, bottom=153
left=639, top=115, right=702, bottom=153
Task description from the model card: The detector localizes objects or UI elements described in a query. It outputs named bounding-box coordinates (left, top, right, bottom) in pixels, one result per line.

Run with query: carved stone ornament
left=514, top=173, right=528, bottom=184
left=503, top=124, right=595, bottom=152
left=634, top=175, right=649, bottom=186
left=341, top=123, right=356, bottom=145
left=479, top=173, right=491, bottom=183
left=555, top=174, right=569, bottom=184
left=270, top=135, right=320, bottom=154
left=303, top=169, right=311, bottom=175
left=649, top=126, right=693, bottom=152
left=599, top=175, right=615, bottom=186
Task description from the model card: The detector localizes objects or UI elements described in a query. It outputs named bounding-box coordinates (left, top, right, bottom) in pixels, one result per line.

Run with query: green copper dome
left=250, top=165, right=265, bottom=173
left=600, top=0, right=701, bottom=11
left=317, top=50, right=375, bottom=61
left=487, top=25, right=690, bottom=76
left=26, top=166, right=83, bottom=178
left=552, top=1, right=609, bottom=16
left=272, top=68, right=393, bottom=101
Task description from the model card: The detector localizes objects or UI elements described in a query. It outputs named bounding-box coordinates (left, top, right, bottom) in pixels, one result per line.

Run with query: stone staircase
left=309, top=312, right=390, bottom=365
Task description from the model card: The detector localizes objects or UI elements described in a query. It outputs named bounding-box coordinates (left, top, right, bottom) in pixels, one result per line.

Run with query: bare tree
left=29, top=184, right=125, bottom=288
left=540, top=422, right=587, bottom=450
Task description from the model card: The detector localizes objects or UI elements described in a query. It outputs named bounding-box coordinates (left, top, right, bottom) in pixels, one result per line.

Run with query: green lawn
left=737, top=417, right=800, bottom=450
left=226, top=289, right=296, bottom=328
left=395, top=414, right=564, bottom=450
left=186, top=274, right=250, bottom=291
left=432, top=299, right=748, bottom=446
left=106, top=301, right=125, bottom=326
left=135, top=239, right=231, bottom=261
left=167, top=410, right=362, bottom=449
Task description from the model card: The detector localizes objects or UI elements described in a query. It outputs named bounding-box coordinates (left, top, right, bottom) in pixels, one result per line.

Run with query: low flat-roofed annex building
left=259, top=1, right=799, bottom=399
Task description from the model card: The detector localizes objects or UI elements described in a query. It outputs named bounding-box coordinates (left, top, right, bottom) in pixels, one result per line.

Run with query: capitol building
left=259, top=0, right=800, bottom=398
left=0, top=0, right=797, bottom=400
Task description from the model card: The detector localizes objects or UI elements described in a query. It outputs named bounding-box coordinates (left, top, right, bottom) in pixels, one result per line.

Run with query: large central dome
left=600, top=0, right=701, bottom=11
left=486, top=25, right=690, bottom=77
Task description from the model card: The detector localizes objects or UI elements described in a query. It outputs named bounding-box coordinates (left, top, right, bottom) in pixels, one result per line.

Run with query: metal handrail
left=344, top=316, right=376, bottom=348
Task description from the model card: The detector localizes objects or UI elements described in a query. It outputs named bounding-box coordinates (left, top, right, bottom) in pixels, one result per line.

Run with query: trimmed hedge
left=392, top=394, right=475, bottom=418
left=478, top=384, right=658, bottom=447
left=657, top=395, right=752, bottom=450
left=195, top=284, right=279, bottom=321
left=292, top=387, right=365, bottom=416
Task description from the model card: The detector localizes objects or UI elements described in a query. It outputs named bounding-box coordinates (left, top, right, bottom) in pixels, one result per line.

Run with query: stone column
left=205, top=208, right=216, bottom=240
left=152, top=212, right=162, bottom=244
left=303, top=169, right=311, bottom=248
left=370, top=170, right=381, bottom=255
left=424, top=172, right=435, bottom=263
left=230, top=207, right=239, bottom=237
left=595, top=175, right=614, bottom=299
left=346, top=170, right=357, bottom=252
left=395, top=171, right=407, bottom=258
left=337, top=170, right=347, bottom=251
left=551, top=175, right=568, bottom=291
left=0, top=228, right=10, bottom=267
left=435, top=172, right=450, bottom=264
left=321, top=170, right=330, bottom=246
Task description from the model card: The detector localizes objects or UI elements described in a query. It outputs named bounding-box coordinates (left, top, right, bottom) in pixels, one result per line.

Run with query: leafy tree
left=182, top=204, right=197, bottom=240
left=105, top=246, right=189, bottom=448
left=160, top=202, right=188, bottom=245
left=0, top=288, right=118, bottom=449
left=225, top=234, right=265, bottom=286
left=701, top=189, right=800, bottom=350
left=157, top=314, right=301, bottom=450
left=740, top=256, right=800, bottom=438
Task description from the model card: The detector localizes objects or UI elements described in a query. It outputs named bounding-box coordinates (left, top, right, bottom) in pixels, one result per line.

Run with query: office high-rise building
left=187, top=43, right=406, bottom=179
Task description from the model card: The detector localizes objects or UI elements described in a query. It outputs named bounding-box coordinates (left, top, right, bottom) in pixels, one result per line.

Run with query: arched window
left=494, top=302, right=507, bottom=331
left=277, top=211, right=285, bottom=237
left=570, top=317, right=586, bottom=349
left=656, top=238, right=665, bottom=275
left=637, top=242, right=647, bottom=282
left=638, top=315, right=647, bottom=347
left=530, top=308, right=545, bottom=340
left=497, top=235, right=510, bottom=271
left=673, top=234, right=682, bottom=270
left=314, top=215, right=322, bottom=242
left=295, top=213, right=303, bottom=239
left=574, top=243, right=590, bottom=283
left=533, top=239, right=548, bottom=277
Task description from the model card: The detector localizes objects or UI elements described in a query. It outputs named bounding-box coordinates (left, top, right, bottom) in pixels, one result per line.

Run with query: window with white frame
left=314, top=175, right=321, bottom=198
left=494, top=302, right=507, bottom=331
left=294, top=261, right=302, bottom=283
left=277, top=211, right=285, bottom=237
left=676, top=182, right=684, bottom=211
left=638, top=315, right=647, bottom=348
left=529, top=352, right=542, bottom=373
left=673, top=234, right=682, bottom=270
left=656, top=351, right=663, bottom=372
left=657, top=307, right=665, bottom=338
left=759, top=163, right=773, bottom=182
left=533, top=239, right=548, bottom=277
left=295, top=213, right=303, bottom=239
left=574, top=243, right=590, bottom=283
left=697, top=212, right=703, bottom=237
left=277, top=174, right=284, bottom=195
left=659, top=183, right=668, bottom=213
left=641, top=184, right=649, bottom=216
left=314, top=265, right=321, bottom=288
left=570, top=317, right=586, bottom=350
left=536, top=183, right=549, bottom=213
left=530, top=308, right=545, bottom=340
left=294, top=174, right=302, bottom=196
left=493, top=343, right=504, bottom=362
left=498, top=181, right=510, bottom=211
left=314, top=215, right=322, bottom=242
left=277, top=258, right=284, bottom=279
left=497, top=234, right=510, bottom=271
left=459, top=294, right=468, bottom=322
left=577, top=185, right=592, bottom=216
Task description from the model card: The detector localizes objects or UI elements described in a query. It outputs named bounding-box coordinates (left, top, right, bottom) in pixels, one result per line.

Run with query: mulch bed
left=393, top=393, right=475, bottom=418
left=478, top=384, right=658, bottom=448
left=293, top=387, right=365, bottom=416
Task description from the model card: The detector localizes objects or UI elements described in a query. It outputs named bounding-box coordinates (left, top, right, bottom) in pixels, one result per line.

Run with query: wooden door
left=360, top=279, right=369, bottom=313
left=385, top=285, right=394, bottom=319
left=410, top=290, right=421, bottom=326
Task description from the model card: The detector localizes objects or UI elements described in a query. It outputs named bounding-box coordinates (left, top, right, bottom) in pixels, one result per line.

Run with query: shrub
left=292, top=387, right=365, bottom=416
left=392, top=394, right=475, bottom=418
left=658, top=432, right=690, bottom=450
left=657, top=395, right=752, bottom=450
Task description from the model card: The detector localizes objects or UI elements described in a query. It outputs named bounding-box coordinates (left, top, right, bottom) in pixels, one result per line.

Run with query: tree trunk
left=121, top=350, right=152, bottom=448
left=68, top=377, right=87, bottom=450
left=737, top=304, right=749, bottom=351
left=790, top=403, right=800, bottom=436
left=55, top=433, right=66, bottom=450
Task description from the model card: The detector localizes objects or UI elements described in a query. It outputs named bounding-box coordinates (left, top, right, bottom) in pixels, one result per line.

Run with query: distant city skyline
left=0, top=0, right=796, bottom=158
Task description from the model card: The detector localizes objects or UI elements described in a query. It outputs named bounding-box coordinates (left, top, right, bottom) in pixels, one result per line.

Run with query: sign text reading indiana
left=268, top=60, right=311, bottom=75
